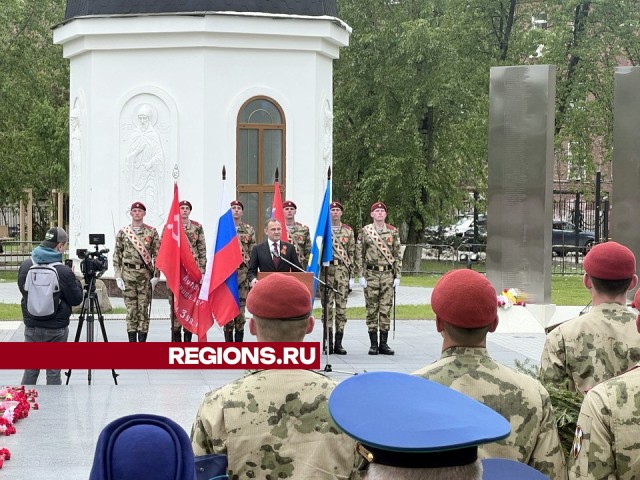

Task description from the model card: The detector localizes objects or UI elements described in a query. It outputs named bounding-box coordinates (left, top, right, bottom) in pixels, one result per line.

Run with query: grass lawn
left=0, top=272, right=589, bottom=321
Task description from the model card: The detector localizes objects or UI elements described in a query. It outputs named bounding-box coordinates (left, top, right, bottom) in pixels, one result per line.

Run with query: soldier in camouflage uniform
left=283, top=200, right=311, bottom=270
left=164, top=200, right=207, bottom=342
left=414, top=269, right=567, bottom=480
left=113, top=201, right=160, bottom=342
left=190, top=274, right=357, bottom=479
left=330, top=372, right=548, bottom=480
left=569, top=287, right=640, bottom=480
left=540, top=241, right=640, bottom=394
left=355, top=202, right=402, bottom=355
left=225, top=200, right=256, bottom=342
left=320, top=201, right=355, bottom=355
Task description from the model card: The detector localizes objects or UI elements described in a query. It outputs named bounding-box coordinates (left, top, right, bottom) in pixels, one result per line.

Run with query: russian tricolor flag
left=198, top=171, right=243, bottom=340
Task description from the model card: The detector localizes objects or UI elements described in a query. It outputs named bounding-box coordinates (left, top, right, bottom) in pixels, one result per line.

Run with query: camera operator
left=18, top=227, right=83, bottom=385
left=113, top=202, right=160, bottom=342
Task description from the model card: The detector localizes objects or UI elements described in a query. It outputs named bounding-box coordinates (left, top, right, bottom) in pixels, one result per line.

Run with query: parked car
left=552, top=221, right=595, bottom=255
left=462, top=223, right=487, bottom=245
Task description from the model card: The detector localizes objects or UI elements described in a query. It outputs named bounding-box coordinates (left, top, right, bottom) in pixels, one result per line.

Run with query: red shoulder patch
left=342, top=224, right=352, bottom=230
left=386, top=224, right=396, bottom=231
left=191, top=220, right=201, bottom=227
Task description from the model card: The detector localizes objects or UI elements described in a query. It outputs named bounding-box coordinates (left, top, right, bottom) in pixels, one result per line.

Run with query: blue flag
left=307, top=179, right=333, bottom=299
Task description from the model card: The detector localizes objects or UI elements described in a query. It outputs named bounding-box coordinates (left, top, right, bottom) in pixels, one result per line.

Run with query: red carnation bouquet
left=0, top=386, right=39, bottom=469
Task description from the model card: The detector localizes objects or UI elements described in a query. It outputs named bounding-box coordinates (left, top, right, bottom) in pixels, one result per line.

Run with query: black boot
left=127, top=332, right=137, bottom=342
left=378, top=331, right=394, bottom=355
left=183, top=331, right=193, bottom=342
left=334, top=331, right=347, bottom=355
left=224, top=330, right=234, bottom=342
left=368, top=331, right=379, bottom=355
left=138, top=332, right=148, bottom=342
left=171, top=330, right=182, bottom=342
left=234, top=330, right=244, bottom=342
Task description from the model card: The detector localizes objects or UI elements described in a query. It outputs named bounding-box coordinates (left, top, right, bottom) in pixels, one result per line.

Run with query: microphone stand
left=273, top=251, right=356, bottom=375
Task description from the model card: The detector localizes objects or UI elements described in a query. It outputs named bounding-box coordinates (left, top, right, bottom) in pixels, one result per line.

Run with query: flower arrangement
left=0, top=386, right=38, bottom=470
left=0, top=448, right=9, bottom=469
left=497, top=288, right=526, bottom=309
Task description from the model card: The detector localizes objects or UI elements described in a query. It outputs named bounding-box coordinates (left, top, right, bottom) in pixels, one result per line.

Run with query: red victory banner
left=156, top=183, right=211, bottom=335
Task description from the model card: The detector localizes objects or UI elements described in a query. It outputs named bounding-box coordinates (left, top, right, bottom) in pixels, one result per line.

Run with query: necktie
left=272, top=242, right=280, bottom=268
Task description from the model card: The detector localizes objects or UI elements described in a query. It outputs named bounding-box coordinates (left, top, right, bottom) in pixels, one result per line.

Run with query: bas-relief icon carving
left=322, top=98, right=333, bottom=168
left=69, top=98, right=83, bottom=246
left=121, top=99, right=168, bottom=227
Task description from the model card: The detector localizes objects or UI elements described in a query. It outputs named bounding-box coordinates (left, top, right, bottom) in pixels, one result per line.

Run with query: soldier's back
left=570, top=365, right=640, bottom=479
left=541, top=303, right=640, bottom=393
left=192, top=369, right=356, bottom=479
left=414, top=346, right=566, bottom=479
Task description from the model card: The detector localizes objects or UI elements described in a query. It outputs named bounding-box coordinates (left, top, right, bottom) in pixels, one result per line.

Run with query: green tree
left=0, top=0, right=68, bottom=237
left=333, top=0, right=544, bottom=270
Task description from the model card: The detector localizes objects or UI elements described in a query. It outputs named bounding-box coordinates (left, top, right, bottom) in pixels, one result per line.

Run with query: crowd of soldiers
left=188, top=240, right=640, bottom=479
left=111, top=197, right=640, bottom=479
left=113, top=198, right=403, bottom=355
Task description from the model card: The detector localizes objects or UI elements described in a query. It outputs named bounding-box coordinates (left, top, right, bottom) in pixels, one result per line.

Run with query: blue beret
left=482, top=459, right=549, bottom=479
left=329, top=372, right=510, bottom=469
left=89, top=414, right=196, bottom=480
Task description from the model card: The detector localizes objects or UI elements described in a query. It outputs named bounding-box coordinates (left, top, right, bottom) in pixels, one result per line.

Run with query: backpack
left=24, top=261, right=62, bottom=319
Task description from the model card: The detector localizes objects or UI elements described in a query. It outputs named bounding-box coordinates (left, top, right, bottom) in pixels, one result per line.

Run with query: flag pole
left=165, top=164, right=180, bottom=341
left=322, top=167, right=332, bottom=360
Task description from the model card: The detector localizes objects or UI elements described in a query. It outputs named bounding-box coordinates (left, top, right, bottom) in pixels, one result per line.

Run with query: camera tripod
left=65, top=275, right=119, bottom=385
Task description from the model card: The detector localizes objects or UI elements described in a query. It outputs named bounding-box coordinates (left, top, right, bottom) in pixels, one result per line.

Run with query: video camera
left=77, top=233, right=109, bottom=280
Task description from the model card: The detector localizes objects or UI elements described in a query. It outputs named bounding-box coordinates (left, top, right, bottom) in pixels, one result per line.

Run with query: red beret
left=330, top=201, right=343, bottom=211
left=431, top=269, right=498, bottom=328
left=247, top=273, right=312, bottom=321
left=371, top=202, right=387, bottom=213
left=130, top=202, right=146, bottom=211
left=230, top=200, right=244, bottom=210
left=179, top=200, right=192, bottom=210
left=583, top=242, right=636, bottom=280
left=282, top=200, right=297, bottom=209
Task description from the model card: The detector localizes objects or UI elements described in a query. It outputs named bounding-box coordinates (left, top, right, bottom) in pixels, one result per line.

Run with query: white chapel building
left=53, top=0, right=351, bottom=274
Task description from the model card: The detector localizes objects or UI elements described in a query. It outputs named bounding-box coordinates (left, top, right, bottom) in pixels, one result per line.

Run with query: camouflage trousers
left=122, top=267, right=153, bottom=333
left=319, top=264, right=350, bottom=333
left=225, top=267, right=249, bottom=333
left=364, top=270, right=394, bottom=332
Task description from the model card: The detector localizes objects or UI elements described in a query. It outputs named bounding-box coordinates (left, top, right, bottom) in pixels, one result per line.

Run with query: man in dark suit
left=248, top=219, right=302, bottom=287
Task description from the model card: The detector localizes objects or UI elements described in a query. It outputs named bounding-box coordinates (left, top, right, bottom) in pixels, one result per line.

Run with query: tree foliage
left=333, top=0, right=638, bottom=247
left=0, top=0, right=69, bottom=207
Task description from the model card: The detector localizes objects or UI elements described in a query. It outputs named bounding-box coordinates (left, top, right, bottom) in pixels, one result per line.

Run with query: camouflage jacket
left=569, top=363, right=640, bottom=480
left=160, top=220, right=207, bottom=273
left=286, top=222, right=311, bottom=268
left=355, top=223, right=402, bottom=278
left=236, top=222, right=256, bottom=269
left=329, top=223, right=355, bottom=270
left=540, top=303, right=640, bottom=394
left=191, top=369, right=357, bottom=480
left=113, top=223, right=160, bottom=277
left=414, top=347, right=567, bottom=480
left=184, top=220, right=207, bottom=273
